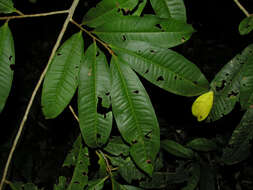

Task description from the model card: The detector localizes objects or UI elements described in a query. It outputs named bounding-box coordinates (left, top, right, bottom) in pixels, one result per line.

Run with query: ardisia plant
left=0, top=0, right=253, bottom=189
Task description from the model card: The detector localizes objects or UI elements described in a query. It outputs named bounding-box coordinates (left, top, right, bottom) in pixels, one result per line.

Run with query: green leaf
left=103, top=136, right=130, bottom=156
left=82, top=0, right=138, bottom=27
left=150, top=0, right=186, bottom=22
left=239, top=16, right=253, bottom=35
left=41, top=32, right=84, bottom=119
left=240, top=55, right=253, bottom=109
left=209, top=44, right=253, bottom=121
left=86, top=177, right=107, bottom=190
left=110, top=156, right=145, bottom=183
left=97, top=151, right=108, bottom=178
left=0, top=0, right=16, bottom=14
left=78, top=43, right=112, bottom=148
left=222, top=107, right=253, bottom=165
left=66, top=147, right=89, bottom=190
left=110, top=56, right=160, bottom=176
left=182, top=163, right=200, bottom=190
left=54, top=176, right=67, bottom=190
left=10, top=182, right=40, bottom=190
left=0, top=23, right=15, bottom=113
left=63, top=135, right=82, bottom=167
left=161, top=140, right=194, bottom=159
left=94, top=15, right=194, bottom=49
left=112, top=41, right=209, bottom=96
left=186, top=138, right=217, bottom=152
left=132, top=0, right=147, bottom=16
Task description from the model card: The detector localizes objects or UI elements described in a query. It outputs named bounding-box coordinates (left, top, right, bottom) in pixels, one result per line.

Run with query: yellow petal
left=192, top=91, right=214, bottom=122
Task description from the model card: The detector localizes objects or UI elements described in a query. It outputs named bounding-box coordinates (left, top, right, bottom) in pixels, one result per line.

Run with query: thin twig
left=0, top=10, right=69, bottom=20
left=0, top=0, right=80, bottom=189
left=69, top=105, right=79, bottom=122
left=234, top=0, right=250, bottom=17
left=70, top=19, right=115, bottom=56
left=98, top=150, right=112, bottom=175
left=15, top=9, right=25, bottom=16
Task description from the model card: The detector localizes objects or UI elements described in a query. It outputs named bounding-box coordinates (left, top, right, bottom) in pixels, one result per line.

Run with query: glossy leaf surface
left=41, top=32, right=84, bottom=119
left=94, top=15, right=194, bottom=48
left=78, top=43, right=112, bottom=148
left=103, top=136, right=130, bottom=156
left=209, top=44, right=253, bottom=121
left=111, top=56, right=160, bottom=175
left=87, top=178, right=107, bottom=190
left=0, top=23, right=15, bottom=113
left=82, top=0, right=138, bottom=27
left=186, top=138, right=217, bottom=152
left=0, top=0, right=16, bottom=13
left=112, top=41, right=209, bottom=96
left=150, top=0, right=186, bottom=21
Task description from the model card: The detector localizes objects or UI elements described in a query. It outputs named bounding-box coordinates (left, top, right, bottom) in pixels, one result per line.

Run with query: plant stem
left=70, top=19, right=115, bottom=56
left=234, top=0, right=250, bottom=17
left=0, top=10, right=69, bottom=20
left=69, top=105, right=79, bottom=122
left=0, top=0, right=80, bottom=189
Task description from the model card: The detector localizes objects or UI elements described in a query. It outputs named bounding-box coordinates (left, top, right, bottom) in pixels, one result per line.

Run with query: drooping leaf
left=0, top=0, right=16, bottom=14
left=110, top=56, right=160, bottom=176
left=86, top=177, right=107, bottom=190
left=109, top=156, right=145, bottom=183
left=82, top=0, right=138, bottom=27
left=186, top=138, right=217, bottom=152
left=41, top=32, right=84, bottom=119
left=78, top=43, right=112, bottom=148
left=112, top=41, right=209, bottom=96
left=161, top=140, right=194, bottom=159
left=209, top=44, right=253, bottom=121
left=94, top=15, right=194, bottom=49
left=222, top=107, right=253, bottom=165
left=0, top=23, right=15, bottom=113
left=239, top=16, right=253, bottom=35
left=103, top=136, right=130, bottom=156
left=97, top=151, right=108, bottom=178
left=54, top=176, right=67, bottom=190
left=240, top=55, right=253, bottom=109
left=182, top=163, right=200, bottom=190
left=191, top=91, right=214, bottom=121
left=66, top=147, right=89, bottom=190
left=199, top=164, right=216, bottom=190
left=150, top=0, right=186, bottom=22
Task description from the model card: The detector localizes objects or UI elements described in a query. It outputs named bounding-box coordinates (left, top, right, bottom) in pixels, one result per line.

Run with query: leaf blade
left=0, top=0, right=16, bottom=14
left=41, top=32, right=84, bottom=119
left=0, top=23, right=15, bottom=113
left=111, top=56, right=160, bottom=175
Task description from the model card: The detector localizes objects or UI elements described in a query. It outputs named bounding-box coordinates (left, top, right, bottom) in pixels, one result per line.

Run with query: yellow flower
left=192, top=91, right=214, bottom=122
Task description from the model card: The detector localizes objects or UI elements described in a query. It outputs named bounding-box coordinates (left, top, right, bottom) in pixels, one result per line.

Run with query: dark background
left=0, top=0, right=253, bottom=189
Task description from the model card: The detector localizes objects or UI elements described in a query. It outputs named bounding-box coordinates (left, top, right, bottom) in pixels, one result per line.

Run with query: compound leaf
left=150, top=0, right=186, bottom=22
left=78, top=43, right=112, bottom=148
left=111, top=56, right=160, bottom=176
left=41, top=32, right=84, bottom=119
left=94, top=15, right=194, bottom=49
left=0, top=23, right=15, bottom=113
left=112, top=41, right=209, bottom=96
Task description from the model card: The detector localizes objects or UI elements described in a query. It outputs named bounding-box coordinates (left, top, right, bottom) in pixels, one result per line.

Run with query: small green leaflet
left=41, top=32, right=84, bottom=119
left=94, top=15, right=194, bottom=49
left=186, top=138, right=217, bottom=152
left=0, top=23, right=15, bottom=113
left=150, top=0, right=186, bottom=22
left=0, top=0, right=16, bottom=14
left=112, top=41, right=209, bottom=96
left=82, top=0, right=139, bottom=27
left=86, top=177, right=107, bottom=190
left=78, top=43, right=112, bottom=148
left=111, top=56, right=160, bottom=176
left=239, top=16, right=253, bottom=35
